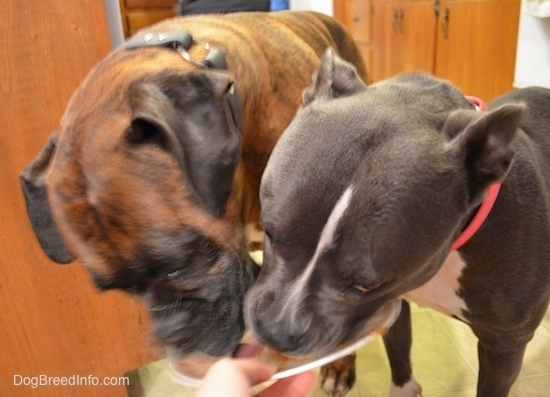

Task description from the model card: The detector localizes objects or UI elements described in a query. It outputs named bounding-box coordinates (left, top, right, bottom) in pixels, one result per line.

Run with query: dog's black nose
left=249, top=299, right=315, bottom=353
left=254, top=319, right=309, bottom=353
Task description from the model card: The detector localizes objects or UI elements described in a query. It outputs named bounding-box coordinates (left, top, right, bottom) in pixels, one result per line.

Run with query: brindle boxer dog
left=20, top=11, right=366, bottom=395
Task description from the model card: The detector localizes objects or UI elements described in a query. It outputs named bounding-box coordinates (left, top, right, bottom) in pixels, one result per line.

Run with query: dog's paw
left=319, top=353, right=356, bottom=397
left=390, top=378, right=423, bottom=397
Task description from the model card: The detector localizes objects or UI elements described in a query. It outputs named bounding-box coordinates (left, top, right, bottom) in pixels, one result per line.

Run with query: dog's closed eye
left=353, top=284, right=371, bottom=293
left=351, top=280, right=388, bottom=295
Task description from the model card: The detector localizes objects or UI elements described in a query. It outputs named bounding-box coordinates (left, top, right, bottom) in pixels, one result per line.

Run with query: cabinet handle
left=352, top=0, right=360, bottom=22
left=393, top=8, right=404, bottom=34
left=441, top=5, right=450, bottom=38
left=434, top=0, right=440, bottom=17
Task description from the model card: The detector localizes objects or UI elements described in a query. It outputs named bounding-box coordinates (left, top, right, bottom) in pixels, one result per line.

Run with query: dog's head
left=20, top=48, right=259, bottom=358
left=245, top=49, right=525, bottom=356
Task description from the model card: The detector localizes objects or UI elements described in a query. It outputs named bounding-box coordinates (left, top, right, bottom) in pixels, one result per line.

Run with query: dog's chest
left=403, top=251, right=469, bottom=322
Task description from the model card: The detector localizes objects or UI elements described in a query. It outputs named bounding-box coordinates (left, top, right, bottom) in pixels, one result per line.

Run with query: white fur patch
left=390, top=378, right=422, bottom=397
left=404, top=250, right=468, bottom=321
left=278, top=186, right=354, bottom=322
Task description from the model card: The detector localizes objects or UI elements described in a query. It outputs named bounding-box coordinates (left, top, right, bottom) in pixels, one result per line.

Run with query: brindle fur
left=21, top=11, right=366, bottom=396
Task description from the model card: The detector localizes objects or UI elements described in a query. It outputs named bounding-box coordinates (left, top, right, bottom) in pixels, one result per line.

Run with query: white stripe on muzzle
left=277, top=185, right=354, bottom=324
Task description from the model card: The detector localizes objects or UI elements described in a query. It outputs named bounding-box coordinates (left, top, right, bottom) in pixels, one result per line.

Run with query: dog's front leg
left=476, top=337, right=528, bottom=397
left=383, top=300, right=422, bottom=397
left=320, top=353, right=356, bottom=397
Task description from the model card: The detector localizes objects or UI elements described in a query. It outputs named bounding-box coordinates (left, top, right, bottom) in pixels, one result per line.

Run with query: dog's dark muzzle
left=146, top=250, right=259, bottom=357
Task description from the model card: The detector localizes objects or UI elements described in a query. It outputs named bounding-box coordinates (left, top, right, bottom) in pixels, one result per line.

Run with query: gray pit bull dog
left=245, top=49, right=550, bottom=397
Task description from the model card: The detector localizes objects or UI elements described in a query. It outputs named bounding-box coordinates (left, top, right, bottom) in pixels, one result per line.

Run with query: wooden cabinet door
left=371, top=0, right=437, bottom=82
left=334, top=0, right=373, bottom=82
left=1, top=2, right=159, bottom=396
left=119, top=0, right=179, bottom=37
left=434, top=0, right=520, bottom=100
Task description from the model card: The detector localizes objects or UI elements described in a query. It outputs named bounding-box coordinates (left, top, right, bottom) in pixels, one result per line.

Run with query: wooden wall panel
left=0, top=2, right=160, bottom=396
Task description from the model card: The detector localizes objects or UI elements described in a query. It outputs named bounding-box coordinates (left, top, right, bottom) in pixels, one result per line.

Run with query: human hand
left=195, top=357, right=315, bottom=397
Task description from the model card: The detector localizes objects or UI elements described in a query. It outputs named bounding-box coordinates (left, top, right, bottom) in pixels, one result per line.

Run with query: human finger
left=195, top=358, right=276, bottom=397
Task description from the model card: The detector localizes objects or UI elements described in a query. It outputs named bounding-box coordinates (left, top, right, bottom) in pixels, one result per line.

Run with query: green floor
left=126, top=303, right=550, bottom=397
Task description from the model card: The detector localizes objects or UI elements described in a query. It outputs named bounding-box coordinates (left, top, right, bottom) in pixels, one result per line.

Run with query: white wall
left=104, top=0, right=125, bottom=48
left=514, top=4, right=550, bottom=88
left=290, top=0, right=333, bottom=16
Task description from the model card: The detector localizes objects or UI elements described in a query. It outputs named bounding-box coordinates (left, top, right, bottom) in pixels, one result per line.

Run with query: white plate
left=168, top=299, right=402, bottom=386
left=168, top=363, right=202, bottom=388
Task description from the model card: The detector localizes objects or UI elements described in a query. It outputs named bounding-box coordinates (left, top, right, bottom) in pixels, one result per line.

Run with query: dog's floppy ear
left=126, top=70, right=241, bottom=218
left=445, top=103, right=526, bottom=202
left=302, top=47, right=366, bottom=105
left=20, top=132, right=75, bottom=264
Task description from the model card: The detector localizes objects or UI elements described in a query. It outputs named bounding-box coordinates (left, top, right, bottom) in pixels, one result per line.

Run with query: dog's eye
left=167, top=269, right=184, bottom=280
left=353, top=284, right=371, bottom=293
left=226, top=81, right=235, bottom=96
left=348, top=280, right=386, bottom=295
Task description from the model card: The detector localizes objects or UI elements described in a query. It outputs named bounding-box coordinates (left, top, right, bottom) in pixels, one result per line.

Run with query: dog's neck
left=451, top=96, right=501, bottom=250
left=452, top=182, right=501, bottom=250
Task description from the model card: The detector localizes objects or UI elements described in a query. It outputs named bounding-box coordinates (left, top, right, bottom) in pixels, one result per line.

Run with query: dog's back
left=491, top=87, right=550, bottom=152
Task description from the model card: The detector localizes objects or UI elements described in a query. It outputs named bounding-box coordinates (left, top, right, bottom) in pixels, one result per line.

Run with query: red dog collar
left=451, top=96, right=501, bottom=250
left=464, top=95, right=487, bottom=111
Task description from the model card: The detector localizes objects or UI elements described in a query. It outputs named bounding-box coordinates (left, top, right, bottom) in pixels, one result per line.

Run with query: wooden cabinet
left=334, top=0, right=373, bottom=83
left=434, top=0, right=520, bottom=100
left=335, top=0, right=521, bottom=101
left=371, top=0, right=437, bottom=82
left=119, top=0, right=179, bottom=37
